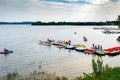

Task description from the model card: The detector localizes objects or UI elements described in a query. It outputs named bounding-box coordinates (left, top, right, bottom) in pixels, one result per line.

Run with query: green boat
left=96, top=51, right=105, bottom=55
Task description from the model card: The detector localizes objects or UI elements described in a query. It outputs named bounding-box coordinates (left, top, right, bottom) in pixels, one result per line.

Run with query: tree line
left=32, top=21, right=117, bottom=26
left=32, top=15, right=120, bottom=27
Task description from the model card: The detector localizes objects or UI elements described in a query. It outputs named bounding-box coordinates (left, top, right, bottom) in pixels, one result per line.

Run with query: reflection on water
left=0, top=25, right=120, bottom=78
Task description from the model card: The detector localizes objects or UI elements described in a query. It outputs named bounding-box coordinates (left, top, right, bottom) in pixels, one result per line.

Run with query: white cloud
left=90, top=0, right=110, bottom=5
left=0, top=0, right=120, bottom=22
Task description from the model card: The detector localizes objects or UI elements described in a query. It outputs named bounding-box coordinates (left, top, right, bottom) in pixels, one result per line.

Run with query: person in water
left=74, top=32, right=77, bottom=34
left=83, top=36, right=87, bottom=41
left=4, top=48, right=9, bottom=53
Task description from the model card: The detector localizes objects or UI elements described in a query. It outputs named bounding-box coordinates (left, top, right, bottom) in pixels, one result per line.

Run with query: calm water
left=0, top=25, right=120, bottom=78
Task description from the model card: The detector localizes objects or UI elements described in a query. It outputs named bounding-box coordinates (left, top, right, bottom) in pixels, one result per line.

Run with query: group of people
left=92, top=44, right=103, bottom=51
left=58, top=40, right=71, bottom=46
left=47, top=39, right=71, bottom=46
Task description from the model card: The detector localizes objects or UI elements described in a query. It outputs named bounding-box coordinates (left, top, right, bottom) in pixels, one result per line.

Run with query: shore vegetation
left=2, top=58, right=120, bottom=80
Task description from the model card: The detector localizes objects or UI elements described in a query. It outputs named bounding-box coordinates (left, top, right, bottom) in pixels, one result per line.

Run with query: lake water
left=0, top=25, right=120, bottom=78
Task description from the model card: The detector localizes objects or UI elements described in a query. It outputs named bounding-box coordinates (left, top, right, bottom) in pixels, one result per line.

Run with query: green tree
left=117, top=15, right=120, bottom=28
left=92, top=58, right=104, bottom=76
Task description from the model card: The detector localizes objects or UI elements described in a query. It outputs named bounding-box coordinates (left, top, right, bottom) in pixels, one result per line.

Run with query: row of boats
left=93, top=27, right=120, bottom=30
left=39, top=40, right=120, bottom=56
left=93, top=27, right=120, bottom=34
left=93, top=27, right=120, bottom=42
left=102, top=29, right=120, bottom=34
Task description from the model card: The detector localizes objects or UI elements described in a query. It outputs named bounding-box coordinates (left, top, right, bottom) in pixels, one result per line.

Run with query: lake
left=0, top=25, right=120, bottom=78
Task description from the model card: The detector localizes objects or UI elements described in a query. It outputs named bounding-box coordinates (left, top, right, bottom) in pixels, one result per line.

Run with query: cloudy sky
left=0, top=0, right=120, bottom=22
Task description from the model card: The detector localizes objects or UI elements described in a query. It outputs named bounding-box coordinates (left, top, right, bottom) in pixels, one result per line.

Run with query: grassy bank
left=2, top=58, right=120, bottom=80
left=76, top=58, right=120, bottom=80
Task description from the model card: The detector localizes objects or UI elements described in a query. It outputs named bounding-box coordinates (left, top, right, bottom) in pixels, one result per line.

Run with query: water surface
left=0, top=25, right=120, bottom=78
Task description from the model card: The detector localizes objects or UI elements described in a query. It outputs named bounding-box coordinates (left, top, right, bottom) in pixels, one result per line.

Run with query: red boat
left=84, top=49, right=96, bottom=54
left=103, top=46, right=120, bottom=55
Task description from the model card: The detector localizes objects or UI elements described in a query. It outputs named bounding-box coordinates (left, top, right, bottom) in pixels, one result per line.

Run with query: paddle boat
left=73, top=44, right=82, bottom=47
left=96, top=50, right=105, bottom=55
left=65, top=45, right=75, bottom=50
left=84, top=49, right=96, bottom=54
left=103, top=46, right=120, bottom=56
left=0, top=48, right=13, bottom=54
left=75, top=47, right=85, bottom=52
left=75, top=44, right=88, bottom=52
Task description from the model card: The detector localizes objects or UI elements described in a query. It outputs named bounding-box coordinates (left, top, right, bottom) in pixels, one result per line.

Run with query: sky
left=0, top=0, right=120, bottom=22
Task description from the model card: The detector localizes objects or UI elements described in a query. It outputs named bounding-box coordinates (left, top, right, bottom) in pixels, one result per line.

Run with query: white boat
left=65, top=45, right=75, bottom=50
left=75, top=47, right=85, bottom=52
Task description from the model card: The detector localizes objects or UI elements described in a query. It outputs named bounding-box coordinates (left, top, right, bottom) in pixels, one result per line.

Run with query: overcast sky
left=0, top=0, right=120, bottom=22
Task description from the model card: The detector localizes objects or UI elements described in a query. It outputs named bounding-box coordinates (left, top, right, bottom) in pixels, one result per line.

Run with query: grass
left=75, top=58, right=120, bottom=80
left=4, top=71, right=68, bottom=80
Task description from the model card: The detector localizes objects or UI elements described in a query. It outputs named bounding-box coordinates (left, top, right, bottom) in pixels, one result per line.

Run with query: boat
left=65, top=45, right=75, bottom=50
left=0, top=50, right=13, bottom=54
left=73, top=44, right=81, bottom=47
left=102, top=28, right=111, bottom=34
left=75, top=47, right=85, bottom=52
left=93, top=27, right=106, bottom=30
left=103, top=46, right=120, bottom=56
left=93, top=27, right=120, bottom=30
left=102, top=28, right=120, bottom=34
left=96, top=51, right=105, bottom=55
left=84, top=49, right=96, bottom=54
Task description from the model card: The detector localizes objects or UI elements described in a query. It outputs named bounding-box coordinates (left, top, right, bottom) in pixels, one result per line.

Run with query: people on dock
left=92, top=44, right=103, bottom=51
left=100, top=45, right=103, bottom=51
left=68, top=40, right=71, bottom=45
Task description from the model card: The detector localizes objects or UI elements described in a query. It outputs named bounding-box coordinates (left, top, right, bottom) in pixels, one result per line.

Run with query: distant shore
left=0, top=22, right=32, bottom=25
left=31, top=21, right=118, bottom=26
left=0, top=21, right=119, bottom=26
